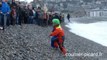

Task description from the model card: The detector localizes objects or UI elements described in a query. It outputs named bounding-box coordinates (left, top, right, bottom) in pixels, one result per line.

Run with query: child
left=49, top=19, right=66, bottom=55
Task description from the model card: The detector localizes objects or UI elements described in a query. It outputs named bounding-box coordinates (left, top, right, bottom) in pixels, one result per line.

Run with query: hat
left=52, top=19, right=60, bottom=25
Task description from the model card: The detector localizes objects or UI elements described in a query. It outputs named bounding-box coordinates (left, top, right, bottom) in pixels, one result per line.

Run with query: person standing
left=17, top=3, right=22, bottom=25
left=67, top=13, right=70, bottom=22
left=32, top=7, right=36, bottom=24
left=27, top=5, right=33, bottom=24
left=37, top=7, right=44, bottom=26
left=0, top=0, right=10, bottom=30
left=10, top=0, right=17, bottom=25
left=10, top=6, right=16, bottom=25
left=43, top=11, right=48, bottom=26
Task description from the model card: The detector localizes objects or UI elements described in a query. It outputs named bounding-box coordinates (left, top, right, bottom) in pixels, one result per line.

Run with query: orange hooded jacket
left=50, top=25, right=64, bottom=43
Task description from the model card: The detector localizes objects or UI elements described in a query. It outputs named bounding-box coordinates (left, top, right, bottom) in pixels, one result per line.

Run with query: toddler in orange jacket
left=50, top=19, right=66, bottom=55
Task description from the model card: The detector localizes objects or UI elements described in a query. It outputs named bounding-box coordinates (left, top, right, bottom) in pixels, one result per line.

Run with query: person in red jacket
left=50, top=19, right=66, bottom=55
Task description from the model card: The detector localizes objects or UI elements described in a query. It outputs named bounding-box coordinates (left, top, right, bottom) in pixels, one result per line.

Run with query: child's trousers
left=51, top=36, right=66, bottom=55
left=51, top=36, right=65, bottom=48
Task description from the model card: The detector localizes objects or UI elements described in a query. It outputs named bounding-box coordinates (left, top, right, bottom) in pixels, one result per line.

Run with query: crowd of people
left=0, top=0, right=64, bottom=30
left=0, top=0, right=68, bottom=56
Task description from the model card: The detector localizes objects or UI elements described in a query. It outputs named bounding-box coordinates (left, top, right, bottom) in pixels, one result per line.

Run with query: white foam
left=66, top=21, right=107, bottom=46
